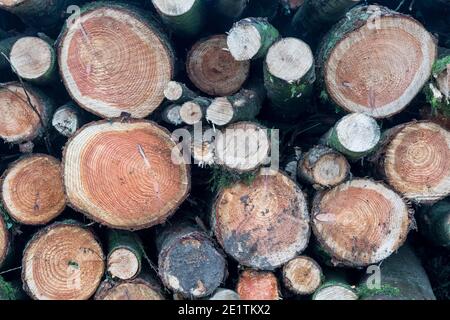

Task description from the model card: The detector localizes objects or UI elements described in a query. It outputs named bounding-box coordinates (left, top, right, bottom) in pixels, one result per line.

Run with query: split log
left=263, top=37, right=315, bottom=119
left=9, top=35, right=56, bottom=85
left=297, top=145, right=350, bottom=188
left=360, top=244, right=436, bottom=300
left=209, top=288, right=240, bottom=300
left=22, top=221, right=105, bottom=300
left=312, top=179, right=411, bottom=267
left=52, top=102, right=87, bottom=138
left=95, top=276, right=164, bottom=300
left=236, top=269, right=280, bottom=300
left=161, top=103, right=183, bottom=126
left=0, top=82, right=53, bottom=144
left=58, top=2, right=174, bottom=119
left=152, top=0, right=206, bottom=37
left=0, top=213, right=9, bottom=267
left=63, top=119, right=190, bottom=230
left=292, top=0, right=360, bottom=37
left=213, top=170, right=310, bottom=270
left=282, top=256, right=323, bottom=295
left=214, top=122, right=270, bottom=173
left=1, top=154, right=66, bottom=225
left=312, top=270, right=358, bottom=300
left=187, top=34, right=250, bottom=96
left=205, top=81, right=265, bottom=126
left=180, top=97, right=211, bottom=125
left=373, top=121, right=450, bottom=203
left=321, top=113, right=381, bottom=161
left=157, top=222, right=227, bottom=299
left=418, top=199, right=450, bottom=248
left=164, top=81, right=197, bottom=105
left=227, top=18, right=280, bottom=61
left=106, top=230, right=144, bottom=281
left=318, top=5, right=436, bottom=118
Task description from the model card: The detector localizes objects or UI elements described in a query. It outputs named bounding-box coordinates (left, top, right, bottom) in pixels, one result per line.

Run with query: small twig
left=0, top=266, right=22, bottom=275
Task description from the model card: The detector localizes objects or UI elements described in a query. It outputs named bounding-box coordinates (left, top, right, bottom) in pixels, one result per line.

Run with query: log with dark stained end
left=213, top=170, right=310, bottom=270
left=22, top=221, right=105, bottom=300
left=63, top=119, right=190, bottom=230
left=187, top=34, right=250, bottom=96
left=236, top=269, right=280, bottom=300
left=312, top=179, right=411, bottom=267
left=1, top=154, right=66, bottom=225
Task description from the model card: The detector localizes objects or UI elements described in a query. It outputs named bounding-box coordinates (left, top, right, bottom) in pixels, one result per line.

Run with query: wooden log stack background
left=0, top=0, right=449, bottom=301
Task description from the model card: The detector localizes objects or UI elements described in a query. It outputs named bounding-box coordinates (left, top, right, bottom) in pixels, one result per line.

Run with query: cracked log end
left=22, top=222, right=105, bottom=300
left=282, top=256, right=322, bottom=295
left=0, top=82, right=48, bottom=143
left=63, top=120, right=190, bottom=230
left=0, top=214, right=8, bottom=267
left=214, top=170, right=310, bottom=270
left=95, top=278, right=164, bottom=300
left=324, top=6, right=436, bottom=118
left=312, top=179, right=410, bottom=267
left=58, top=5, right=173, bottom=118
left=187, top=35, right=250, bottom=96
left=1, top=154, right=66, bottom=225
left=237, top=270, right=280, bottom=300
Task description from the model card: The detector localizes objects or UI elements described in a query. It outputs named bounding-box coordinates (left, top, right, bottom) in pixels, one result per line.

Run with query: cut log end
left=1, top=155, right=66, bottom=225
left=214, top=170, right=310, bottom=270
left=237, top=270, right=280, bottom=300
left=22, top=222, right=105, bottom=300
left=0, top=82, right=47, bottom=143
left=266, top=37, right=313, bottom=83
left=187, top=35, right=250, bottom=96
left=0, top=214, right=8, bottom=266
left=312, top=179, right=410, bottom=267
left=58, top=5, right=173, bottom=118
left=336, top=113, right=380, bottom=154
left=152, top=0, right=196, bottom=16
left=63, top=120, right=190, bottom=230
left=206, top=97, right=234, bottom=126
left=227, top=22, right=262, bottom=61
left=324, top=6, right=436, bottom=118
left=313, top=284, right=358, bottom=300
left=107, top=248, right=140, bottom=281
left=95, top=278, right=164, bottom=300
left=282, top=256, right=322, bottom=295
left=164, top=81, right=184, bottom=101
left=10, top=36, right=53, bottom=81
left=215, top=122, right=270, bottom=173
left=180, top=101, right=203, bottom=125
left=52, top=104, right=82, bottom=138
left=384, top=121, right=450, bottom=203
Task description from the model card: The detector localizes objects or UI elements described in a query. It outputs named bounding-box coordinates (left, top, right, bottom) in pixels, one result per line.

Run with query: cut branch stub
left=22, top=221, right=105, bottom=300
left=94, top=277, right=164, bottom=300
left=214, top=122, right=270, bottom=173
left=187, top=34, right=250, bottom=96
left=58, top=3, right=174, bottom=119
left=236, top=269, right=280, bottom=300
left=63, top=120, right=190, bottom=230
left=0, top=213, right=9, bottom=267
left=319, top=5, right=436, bottom=118
left=381, top=121, right=450, bottom=203
left=312, top=179, right=410, bottom=267
left=282, top=256, right=323, bottom=295
left=1, top=154, right=66, bottom=225
left=0, top=82, right=53, bottom=144
left=213, top=170, right=310, bottom=270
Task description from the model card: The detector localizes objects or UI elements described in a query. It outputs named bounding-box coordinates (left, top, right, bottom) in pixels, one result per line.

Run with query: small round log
left=282, top=256, right=323, bottom=295
left=180, top=97, right=211, bottom=125
left=94, top=276, right=164, bottom=300
left=51, top=102, right=86, bottom=138
left=22, top=221, right=105, bottom=300
left=236, top=269, right=280, bottom=300
left=213, top=170, right=310, bottom=270
left=1, top=154, right=66, bottom=225
left=187, top=34, right=250, bottom=96
left=164, top=81, right=197, bottom=105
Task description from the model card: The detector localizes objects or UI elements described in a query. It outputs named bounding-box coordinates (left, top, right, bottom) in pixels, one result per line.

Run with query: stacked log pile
left=0, top=0, right=449, bottom=301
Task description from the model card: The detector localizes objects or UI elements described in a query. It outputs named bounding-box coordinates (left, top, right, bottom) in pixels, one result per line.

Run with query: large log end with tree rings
left=95, top=278, right=164, bottom=300
left=0, top=82, right=52, bottom=144
left=236, top=270, right=280, bottom=300
left=213, top=170, right=310, bottom=270
left=1, top=154, right=66, bottom=225
left=0, top=213, right=8, bottom=267
left=63, top=120, right=190, bottom=230
left=58, top=3, right=174, bottom=118
left=282, top=256, right=323, bottom=295
left=381, top=121, right=450, bottom=203
left=320, top=5, right=436, bottom=118
left=187, top=35, right=250, bottom=96
left=312, top=179, right=411, bottom=267
left=22, top=221, right=105, bottom=300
